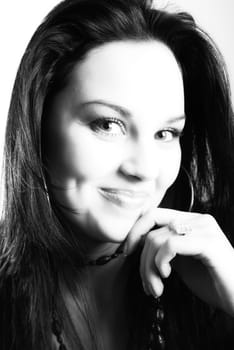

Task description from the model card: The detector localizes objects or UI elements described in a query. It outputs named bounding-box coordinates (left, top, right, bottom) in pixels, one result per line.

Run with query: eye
left=155, top=128, right=183, bottom=142
left=89, top=117, right=127, bottom=137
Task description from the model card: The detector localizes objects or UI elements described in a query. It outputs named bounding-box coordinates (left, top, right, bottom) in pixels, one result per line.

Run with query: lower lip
left=98, top=188, right=148, bottom=210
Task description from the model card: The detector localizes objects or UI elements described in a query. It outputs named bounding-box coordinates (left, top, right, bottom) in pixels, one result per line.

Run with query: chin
left=93, top=219, right=134, bottom=243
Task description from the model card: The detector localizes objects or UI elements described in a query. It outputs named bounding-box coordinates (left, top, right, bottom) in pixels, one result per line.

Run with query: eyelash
left=155, top=128, right=184, bottom=142
left=89, top=117, right=127, bottom=137
left=89, top=117, right=183, bottom=141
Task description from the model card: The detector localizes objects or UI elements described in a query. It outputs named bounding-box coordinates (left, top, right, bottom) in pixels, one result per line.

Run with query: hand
left=125, top=208, right=234, bottom=316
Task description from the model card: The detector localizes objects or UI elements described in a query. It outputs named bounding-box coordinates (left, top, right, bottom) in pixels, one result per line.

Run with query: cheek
left=51, top=124, right=124, bottom=180
left=159, top=145, right=182, bottom=188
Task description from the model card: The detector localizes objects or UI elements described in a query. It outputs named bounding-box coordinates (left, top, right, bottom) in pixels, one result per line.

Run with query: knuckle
left=203, top=213, right=214, bottom=223
left=147, top=230, right=156, bottom=241
left=146, top=228, right=167, bottom=246
left=165, top=237, right=176, bottom=254
left=202, top=213, right=218, bottom=228
left=144, top=209, right=157, bottom=227
left=169, top=219, right=182, bottom=234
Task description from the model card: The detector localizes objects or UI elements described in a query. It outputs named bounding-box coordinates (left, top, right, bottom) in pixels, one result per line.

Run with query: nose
left=119, top=138, right=159, bottom=181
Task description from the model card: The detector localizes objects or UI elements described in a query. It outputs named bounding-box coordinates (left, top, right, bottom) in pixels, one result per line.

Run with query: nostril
left=118, top=168, right=143, bottom=182
left=119, top=161, right=136, bottom=176
left=119, top=152, right=159, bottom=181
left=118, top=161, right=148, bottom=182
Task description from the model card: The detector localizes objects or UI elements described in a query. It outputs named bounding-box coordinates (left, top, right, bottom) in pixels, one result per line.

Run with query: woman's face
left=46, top=41, right=185, bottom=244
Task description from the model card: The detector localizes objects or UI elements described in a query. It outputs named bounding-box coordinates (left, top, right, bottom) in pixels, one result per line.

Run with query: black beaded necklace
left=52, top=247, right=165, bottom=350
left=86, top=242, right=125, bottom=266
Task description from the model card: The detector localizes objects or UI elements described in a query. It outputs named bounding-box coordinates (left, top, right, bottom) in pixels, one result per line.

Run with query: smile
left=98, top=187, right=150, bottom=210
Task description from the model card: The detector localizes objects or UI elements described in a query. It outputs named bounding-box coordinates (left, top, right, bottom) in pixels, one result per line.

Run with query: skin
left=127, top=208, right=234, bottom=315
left=46, top=40, right=185, bottom=256
left=46, top=40, right=185, bottom=348
left=46, top=40, right=234, bottom=348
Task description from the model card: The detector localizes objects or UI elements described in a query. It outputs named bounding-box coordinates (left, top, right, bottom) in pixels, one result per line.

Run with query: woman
left=1, top=0, right=234, bottom=349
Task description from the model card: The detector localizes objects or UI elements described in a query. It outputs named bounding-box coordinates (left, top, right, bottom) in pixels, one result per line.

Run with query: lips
left=98, top=187, right=150, bottom=210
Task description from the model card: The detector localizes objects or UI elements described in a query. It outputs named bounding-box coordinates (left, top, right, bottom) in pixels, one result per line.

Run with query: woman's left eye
left=89, top=117, right=127, bottom=137
left=154, top=129, right=183, bottom=142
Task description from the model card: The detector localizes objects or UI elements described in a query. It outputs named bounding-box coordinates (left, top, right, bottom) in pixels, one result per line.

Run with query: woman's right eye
left=89, top=117, right=127, bottom=137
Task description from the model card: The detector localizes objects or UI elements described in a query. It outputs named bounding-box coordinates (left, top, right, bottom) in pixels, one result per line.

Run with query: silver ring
left=169, top=222, right=192, bottom=236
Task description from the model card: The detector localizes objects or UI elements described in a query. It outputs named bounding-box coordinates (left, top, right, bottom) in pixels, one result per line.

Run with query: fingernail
left=161, top=264, right=171, bottom=278
left=150, top=286, right=159, bottom=299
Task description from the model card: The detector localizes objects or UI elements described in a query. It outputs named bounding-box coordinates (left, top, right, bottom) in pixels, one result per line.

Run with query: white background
left=0, top=0, right=234, bottom=186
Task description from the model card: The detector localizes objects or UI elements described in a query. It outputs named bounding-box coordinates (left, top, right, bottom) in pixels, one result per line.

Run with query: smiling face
left=45, top=41, right=185, bottom=245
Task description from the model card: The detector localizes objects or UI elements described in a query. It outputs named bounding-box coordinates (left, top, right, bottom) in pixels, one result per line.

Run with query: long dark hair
left=1, top=0, right=234, bottom=349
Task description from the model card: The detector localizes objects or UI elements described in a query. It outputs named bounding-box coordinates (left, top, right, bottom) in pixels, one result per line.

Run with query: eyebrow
left=80, top=99, right=186, bottom=123
left=80, top=100, right=132, bottom=118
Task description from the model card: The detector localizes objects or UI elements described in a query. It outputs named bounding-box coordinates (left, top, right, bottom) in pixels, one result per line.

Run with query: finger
left=126, top=209, right=159, bottom=255
left=148, top=272, right=164, bottom=298
left=155, top=242, right=176, bottom=278
left=155, top=234, right=202, bottom=276
left=152, top=226, right=177, bottom=277
left=141, top=252, right=164, bottom=298
left=126, top=207, right=199, bottom=255
left=153, top=207, right=199, bottom=227
left=140, top=226, right=169, bottom=283
left=140, top=239, right=150, bottom=295
left=140, top=231, right=166, bottom=297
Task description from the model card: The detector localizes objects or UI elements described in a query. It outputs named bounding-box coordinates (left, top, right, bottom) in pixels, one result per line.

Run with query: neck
left=69, top=221, right=126, bottom=262
left=61, top=224, right=131, bottom=348
left=89, top=250, right=128, bottom=299
left=88, top=255, right=130, bottom=350
left=83, top=235, right=129, bottom=305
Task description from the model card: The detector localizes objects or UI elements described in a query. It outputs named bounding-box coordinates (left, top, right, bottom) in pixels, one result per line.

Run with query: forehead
left=67, top=41, right=184, bottom=120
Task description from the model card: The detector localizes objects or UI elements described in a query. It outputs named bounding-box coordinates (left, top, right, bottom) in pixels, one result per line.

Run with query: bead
left=95, top=255, right=113, bottom=265
left=86, top=243, right=125, bottom=266
left=156, top=324, right=162, bottom=333
left=158, top=334, right=165, bottom=348
left=59, top=344, right=67, bottom=350
left=52, top=321, right=61, bottom=336
left=156, top=308, right=164, bottom=322
left=148, top=296, right=166, bottom=350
